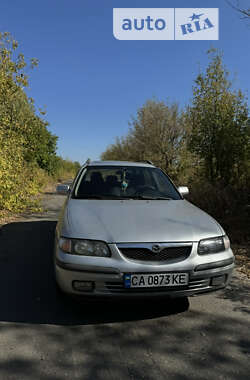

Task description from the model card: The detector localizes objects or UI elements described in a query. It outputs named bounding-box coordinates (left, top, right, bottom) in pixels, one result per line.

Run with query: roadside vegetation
left=0, top=32, right=80, bottom=217
left=102, top=48, right=250, bottom=253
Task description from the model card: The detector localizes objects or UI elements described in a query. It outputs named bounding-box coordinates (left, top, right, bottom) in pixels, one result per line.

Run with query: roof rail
left=143, top=160, right=154, bottom=165
left=84, top=158, right=91, bottom=166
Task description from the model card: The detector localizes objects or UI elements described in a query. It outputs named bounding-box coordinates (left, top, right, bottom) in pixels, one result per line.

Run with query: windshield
left=73, top=166, right=181, bottom=200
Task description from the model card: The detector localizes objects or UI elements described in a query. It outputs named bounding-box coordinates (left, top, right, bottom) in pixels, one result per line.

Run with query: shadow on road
left=0, top=220, right=189, bottom=325
left=217, top=273, right=250, bottom=315
left=0, top=221, right=250, bottom=380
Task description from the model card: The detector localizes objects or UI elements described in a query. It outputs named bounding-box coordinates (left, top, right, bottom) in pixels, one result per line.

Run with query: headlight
left=198, top=236, right=230, bottom=255
left=59, top=238, right=111, bottom=257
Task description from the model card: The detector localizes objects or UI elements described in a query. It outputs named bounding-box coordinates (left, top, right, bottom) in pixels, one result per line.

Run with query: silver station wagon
left=54, top=160, right=234, bottom=299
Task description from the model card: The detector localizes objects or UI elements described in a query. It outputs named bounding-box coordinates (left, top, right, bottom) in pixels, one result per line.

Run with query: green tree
left=0, top=32, right=58, bottom=173
left=102, top=100, right=186, bottom=179
left=0, top=31, right=59, bottom=213
left=187, top=48, right=250, bottom=185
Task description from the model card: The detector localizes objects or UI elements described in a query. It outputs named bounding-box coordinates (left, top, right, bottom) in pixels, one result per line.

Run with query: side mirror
left=56, top=184, right=70, bottom=195
left=178, top=186, right=189, bottom=197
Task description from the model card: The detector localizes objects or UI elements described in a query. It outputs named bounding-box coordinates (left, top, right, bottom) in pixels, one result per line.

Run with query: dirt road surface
left=0, top=190, right=249, bottom=380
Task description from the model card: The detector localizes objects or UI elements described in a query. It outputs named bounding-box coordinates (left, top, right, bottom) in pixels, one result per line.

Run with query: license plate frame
left=124, top=273, right=189, bottom=288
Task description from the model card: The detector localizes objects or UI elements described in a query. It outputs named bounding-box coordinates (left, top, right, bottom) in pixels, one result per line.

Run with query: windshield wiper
left=152, top=197, right=173, bottom=200
left=126, top=195, right=173, bottom=200
left=75, top=194, right=173, bottom=200
left=76, top=194, right=104, bottom=199
left=76, top=194, right=129, bottom=200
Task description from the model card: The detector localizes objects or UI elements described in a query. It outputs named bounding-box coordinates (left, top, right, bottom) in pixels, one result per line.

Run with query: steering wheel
left=134, top=185, right=156, bottom=195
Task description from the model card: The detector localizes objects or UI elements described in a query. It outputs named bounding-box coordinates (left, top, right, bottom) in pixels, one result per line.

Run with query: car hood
left=61, top=199, right=224, bottom=243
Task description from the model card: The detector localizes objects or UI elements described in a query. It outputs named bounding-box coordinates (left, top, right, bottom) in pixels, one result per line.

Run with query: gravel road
left=0, top=190, right=249, bottom=380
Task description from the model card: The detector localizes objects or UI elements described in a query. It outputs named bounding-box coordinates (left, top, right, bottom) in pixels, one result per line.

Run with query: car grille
left=119, top=246, right=192, bottom=263
left=105, top=278, right=210, bottom=293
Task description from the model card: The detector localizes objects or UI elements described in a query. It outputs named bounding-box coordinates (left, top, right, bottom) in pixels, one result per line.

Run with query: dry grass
left=233, top=244, right=250, bottom=279
left=0, top=180, right=57, bottom=227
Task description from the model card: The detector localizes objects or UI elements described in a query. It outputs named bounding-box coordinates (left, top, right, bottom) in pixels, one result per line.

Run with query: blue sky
left=1, top=0, right=249, bottom=163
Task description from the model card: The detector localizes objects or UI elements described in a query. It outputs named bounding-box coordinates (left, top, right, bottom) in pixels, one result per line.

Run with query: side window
left=152, top=169, right=179, bottom=198
left=156, top=172, right=166, bottom=192
left=144, top=169, right=156, bottom=187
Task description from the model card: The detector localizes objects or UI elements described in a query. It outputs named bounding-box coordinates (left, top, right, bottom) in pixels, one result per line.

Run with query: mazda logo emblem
left=152, top=244, right=161, bottom=253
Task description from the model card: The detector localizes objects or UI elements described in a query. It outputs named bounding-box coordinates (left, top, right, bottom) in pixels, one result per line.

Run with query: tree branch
left=226, top=1, right=250, bottom=18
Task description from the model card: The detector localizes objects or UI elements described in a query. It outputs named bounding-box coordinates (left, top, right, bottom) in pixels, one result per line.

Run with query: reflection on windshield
left=74, top=166, right=181, bottom=200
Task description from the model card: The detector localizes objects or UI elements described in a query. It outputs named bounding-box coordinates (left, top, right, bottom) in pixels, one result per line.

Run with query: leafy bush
left=53, top=158, right=81, bottom=182
left=187, top=180, right=250, bottom=243
left=0, top=32, right=80, bottom=215
left=0, top=130, right=39, bottom=213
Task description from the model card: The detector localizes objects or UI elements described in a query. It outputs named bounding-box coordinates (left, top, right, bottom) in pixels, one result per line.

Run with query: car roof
left=86, top=160, right=155, bottom=168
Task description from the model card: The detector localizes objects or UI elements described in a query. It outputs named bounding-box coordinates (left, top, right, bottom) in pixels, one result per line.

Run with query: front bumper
left=55, top=242, right=234, bottom=298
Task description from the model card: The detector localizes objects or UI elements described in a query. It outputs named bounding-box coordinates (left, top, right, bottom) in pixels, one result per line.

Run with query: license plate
left=124, top=273, right=188, bottom=288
